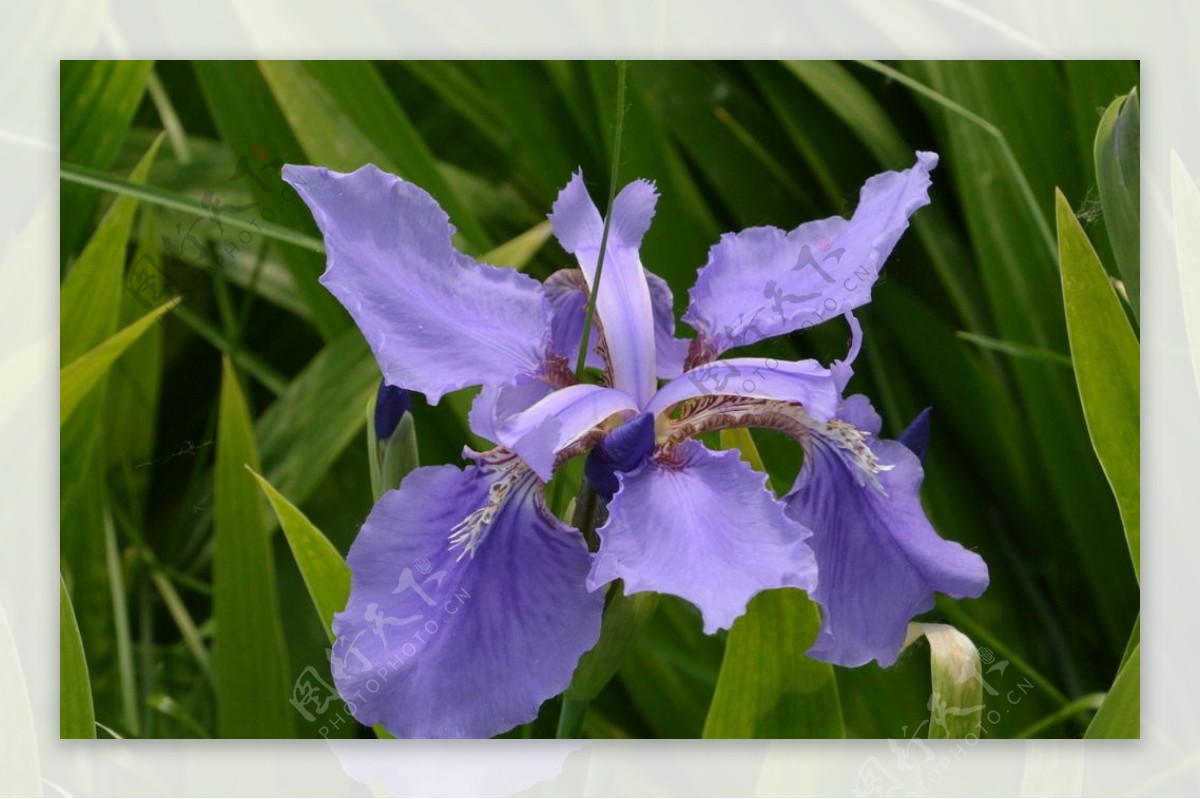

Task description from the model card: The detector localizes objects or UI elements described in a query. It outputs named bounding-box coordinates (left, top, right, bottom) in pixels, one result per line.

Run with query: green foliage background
left=59, top=60, right=1140, bottom=739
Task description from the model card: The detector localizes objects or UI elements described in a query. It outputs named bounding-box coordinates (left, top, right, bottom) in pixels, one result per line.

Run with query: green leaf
left=1057, top=190, right=1140, bottom=578
left=0, top=603, right=40, bottom=792
left=60, top=297, right=180, bottom=426
left=955, top=331, right=1072, bottom=368
left=60, top=60, right=152, bottom=263
left=482, top=220, right=553, bottom=269
left=249, top=469, right=350, bottom=640
left=260, top=60, right=491, bottom=252
left=905, top=623, right=984, bottom=739
left=213, top=357, right=295, bottom=737
left=703, top=590, right=843, bottom=738
left=1085, top=644, right=1139, bottom=738
left=61, top=137, right=165, bottom=362
left=257, top=330, right=380, bottom=505
left=60, top=578, right=97, bottom=739
left=59, top=161, right=325, bottom=255
left=193, top=61, right=350, bottom=341
left=60, top=138, right=162, bottom=726
left=1094, top=89, right=1141, bottom=320
left=567, top=590, right=660, bottom=704
left=704, top=417, right=843, bottom=738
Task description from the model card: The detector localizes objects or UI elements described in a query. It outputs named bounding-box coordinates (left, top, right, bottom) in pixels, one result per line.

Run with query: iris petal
left=490, top=384, right=639, bottom=481
left=544, top=267, right=690, bottom=380
left=645, top=357, right=840, bottom=422
left=331, top=454, right=603, bottom=738
left=784, top=395, right=988, bottom=667
left=589, top=441, right=817, bottom=634
left=549, top=173, right=659, bottom=407
left=284, top=164, right=549, bottom=404
left=684, top=152, right=937, bottom=357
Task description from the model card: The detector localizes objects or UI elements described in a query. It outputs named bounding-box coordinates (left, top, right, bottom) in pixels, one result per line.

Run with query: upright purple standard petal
left=784, top=394, right=988, bottom=668
left=549, top=173, right=658, bottom=407
left=589, top=441, right=817, bottom=634
left=684, top=153, right=937, bottom=357
left=544, top=267, right=690, bottom=380
left=331, top=453, right=603, bottom=738
left=284, top=164, right=549, bottom=403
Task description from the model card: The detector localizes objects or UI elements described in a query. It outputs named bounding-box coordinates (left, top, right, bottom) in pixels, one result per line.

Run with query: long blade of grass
left=250, top=469, right=350, bottom=641
left=1094, top=89, right=1140, bottom=320
left=59, top=161, right=326, bottom=254
left=213, top=357, right=295, bottom=737
left=1057, top=189, right=1140, bottom=578
left=857, top=59, right=1055, bottom=258
left=60, top=578, right=97, bottom=738
left=1084, top=644, right=1139, bottom=738
left=61, top=297, right=180, bottom=426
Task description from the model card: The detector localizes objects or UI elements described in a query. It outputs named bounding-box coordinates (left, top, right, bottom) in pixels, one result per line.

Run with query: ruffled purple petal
left=490, top=384, right=639, bottom=481
left=331, top=454, right=603, bottom=738
left=543, top=269, right=604, bottom=371
left=684, top=152, right=937, bottom=357
left=645, top=357, right=840, bottom=422
left=284, top=164, right=548, bottom=404
left=589, top=441, right=817, bottom=634
left=549, top=173, right=658, bottom=407
left=468, top=377, right=556, bottom=445
left=645, top=270, right=691, bottom=379
left=783, top=394, right=988, bottom=668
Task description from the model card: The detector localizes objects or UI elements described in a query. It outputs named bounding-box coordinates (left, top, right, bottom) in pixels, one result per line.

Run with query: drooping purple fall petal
left=783, top=394, right=988, bottom=668
left=330, top=453, right=603, bottom=738
left=589, top=441, right=818, bottom=634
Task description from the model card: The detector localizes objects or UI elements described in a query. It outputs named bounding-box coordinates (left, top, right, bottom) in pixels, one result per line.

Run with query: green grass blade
left=257, top=330, right=379, bottom=505
left=1085, top=644, right=1139, bottom=738
left=1094, top=89, right=1141, bottom=320
left=60, top=297, right=180, bottom=426
left=906, top=623, right=984, bottom=739
left=955, top=331, right=1072, bottom=368
left=1057, top=190, right=1140, bottom=578
left=1015, top=692, right=1105, bottom=739
left=60, top=60, right=152, bottom=263
left=859, top=60, right=1056, bottom=258
left=213, top=357, right=295, bottom=737
left=704, top=429, right=843, bottom=738
left=193, top=61, right=350, bottom=341
left=567, top=590, right=660, bottom=705
left=59, top=161, right=325, bottom=254
left=60, top=578, right=97, bottom=738
left=777, top=60, right=986, bottom=333
left=262, top=60, right=491, bottom=252
left=250, top=469, right=350, bottom=641
left=482, top=220, right=553, bottom=270
left=60, top=138, right=162, bottom=727
left=703, top=589, right=844, bottom=738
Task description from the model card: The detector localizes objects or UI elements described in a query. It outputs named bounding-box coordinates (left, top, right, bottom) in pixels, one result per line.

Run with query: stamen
left=448, top=449, right=533, bottom=561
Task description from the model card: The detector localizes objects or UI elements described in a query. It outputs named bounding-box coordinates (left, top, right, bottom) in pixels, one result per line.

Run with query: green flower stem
left=574, top=60, right=629, bottom=380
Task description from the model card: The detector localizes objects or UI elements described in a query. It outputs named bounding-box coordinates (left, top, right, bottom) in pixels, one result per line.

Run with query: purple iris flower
left=283, top=151, right=987, bottom=738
